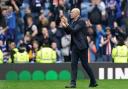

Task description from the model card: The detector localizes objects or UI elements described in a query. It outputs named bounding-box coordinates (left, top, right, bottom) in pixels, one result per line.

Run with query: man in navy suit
left=61, top=8, right=98, bottom=88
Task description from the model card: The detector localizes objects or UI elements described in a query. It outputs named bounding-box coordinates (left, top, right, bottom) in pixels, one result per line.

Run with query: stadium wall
left=0, top=63, right=128, bottom=80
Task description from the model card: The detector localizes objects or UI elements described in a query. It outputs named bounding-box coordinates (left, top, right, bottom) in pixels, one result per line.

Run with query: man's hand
left=107, top=35, right=112, bottom=39
left=11, top=0, right=16, bottom=5
left=85, top=20, right=92, bottom=27
left=61, top=16, right=68, bottom=28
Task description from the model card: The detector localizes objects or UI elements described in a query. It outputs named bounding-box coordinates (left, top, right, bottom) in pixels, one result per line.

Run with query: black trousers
left=70, top=45, right=96, bottom=85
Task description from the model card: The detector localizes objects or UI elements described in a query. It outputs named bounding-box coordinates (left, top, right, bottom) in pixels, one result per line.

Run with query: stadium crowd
left=0, top=0, right=128, bottom=63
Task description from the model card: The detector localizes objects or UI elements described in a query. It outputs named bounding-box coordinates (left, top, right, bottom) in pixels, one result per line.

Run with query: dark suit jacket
left=64, top=17, right=88, bottom=50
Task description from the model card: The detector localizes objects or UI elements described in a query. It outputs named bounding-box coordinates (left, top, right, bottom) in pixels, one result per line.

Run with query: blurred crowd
left=0, top=0, right=128, bottom=63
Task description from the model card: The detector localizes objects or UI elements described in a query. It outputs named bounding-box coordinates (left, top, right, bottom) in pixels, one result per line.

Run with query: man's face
left=70, top=10, right=77, bottom=19
left=8, top=6, right=13, bottom=13
left=51, top=42, right=57, bottom=50
left=9, top=42, right=15, bottom=49
left=2, top=10, right=7, bottom=16
left=106, top=29, right=111, bottom=35
left=27, top=17, right=33, bottom=25
left=70, top=8, right=80, bottom=19
left=0, top=40, right=3, bottom=46
left=96, top=24, right=102, bottom=32
left=50, top=21, right=56, bottom=29
left=42, top=28, right=48, bottom=36
left=33, top=42, right=39, bottom=49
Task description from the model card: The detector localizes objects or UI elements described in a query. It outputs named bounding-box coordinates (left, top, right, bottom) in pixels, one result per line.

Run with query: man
left=112, top=36, right=128, bottom=63
left=13, top=44, right=29, bottom=63
left=25, top=15, right=38, bottom=38
left=101, top=27, right=117, bottom=62
left=36, top=46, right=57, bottom=63
left=61, top=8, right=98, bottom=88
left=7, top=40, right=18, bottom=63
left=0, top=48, right=3, bottom=64
left=6, top=0, right=19, bottom=40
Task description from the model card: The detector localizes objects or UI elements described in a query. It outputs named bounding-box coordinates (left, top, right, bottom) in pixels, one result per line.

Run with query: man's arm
left=66, top=20, right=85, bottom=33
left=11, top=0, right=19, bottom=13
left=61, top=16, right=85, bottom=33
left=60, top=16, right=71, bottom=34
left=32, top=25, right=38, bottom=37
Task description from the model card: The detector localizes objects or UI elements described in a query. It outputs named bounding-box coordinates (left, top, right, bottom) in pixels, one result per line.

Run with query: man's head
left=8, top=6, right=13, bottom=13
left=42, top=27, right=49, bottom=36
left=50, top=21, right=56, bottom=29
left=96, top=24, right=102, bottom=32
left=27, top=15, right=33, bottom=25
left=8, top=40, right=16, bottom=50
left=51, top=42, right=57, bottom=50
left=18, top=44, right=26, bottom=53
left=70, top=8, right=80, bottom=20
left=0, top=40, right=3, bottom=46
left=106, top=27, right=111, bottom=35
left=32, top=40, right=40, bottom=50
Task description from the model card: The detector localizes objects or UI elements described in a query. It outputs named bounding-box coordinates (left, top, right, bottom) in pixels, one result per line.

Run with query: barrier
left=0, top=63, right=128, bottom=80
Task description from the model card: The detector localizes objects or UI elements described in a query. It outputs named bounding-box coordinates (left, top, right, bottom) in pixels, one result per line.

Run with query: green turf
left=0, top=80, right=128, bottom=89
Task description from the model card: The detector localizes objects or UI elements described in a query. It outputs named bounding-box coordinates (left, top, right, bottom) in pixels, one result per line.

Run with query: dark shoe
left=89, top=83, right=98, bottom=88
left=65, top=84, right=76, bottom=88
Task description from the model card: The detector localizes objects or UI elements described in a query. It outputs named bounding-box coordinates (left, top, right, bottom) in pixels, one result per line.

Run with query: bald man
left=61, top=8, right=98, bottom=88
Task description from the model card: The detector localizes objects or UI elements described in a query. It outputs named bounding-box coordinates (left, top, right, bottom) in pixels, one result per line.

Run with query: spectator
left=88, top=0, right=106, bottom=25
left=113, top=22, right=127, bottom=40
left=49, top=21, right=64, bottom=49
left=43, top=0, right=50, bottom=17
left=38, top=14, right=49, bottom=29
left=106, top=0, right=117, bottom=27
left=61, top=34, right=71, bottom=62
left=0, top=39, right=8, bottom=63
left=0, top=7, right=7, bottom=33
left=95, top=24, right=105, bottom=62
left=36, top=47, right=57, bottom=63
left=23, top=32, right=32, bottom=52
left=49, top=0, right=63, bottom=25
left=101, top=27, right=117, bottom=62
left=20, top=0, right=30, bottom=18
left=69, top=0, right=82, bottom=9
left=81, top=0, right=90, bottom=19
left=0, top=26, right=6, bottom=45
left=29, top=0, right=45, bottom=24
left=6, top=0, right=19, bottom=41
left=88, top=3, right=102, bottom=24
left=0, top=48, right=3, bottom=64
left=30, top=39, right=41, bottom=63
left=23, top=7, right=31, bottom=32
left=51, top=42, right=64, bottom=63
left=13, top=44, right=29, bottom=63
left=38, top=27, right=53, bottom=47
left=7, top=39, right=18, bottom=63
left=29, top=0, right=44, bottom=13
left=112, top=36, right=128, bottom=63
left=25, top=15, right=38, bottom=38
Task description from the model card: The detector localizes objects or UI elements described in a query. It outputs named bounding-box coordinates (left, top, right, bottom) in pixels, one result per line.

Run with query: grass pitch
left=0, top=80, right=128, bottom=89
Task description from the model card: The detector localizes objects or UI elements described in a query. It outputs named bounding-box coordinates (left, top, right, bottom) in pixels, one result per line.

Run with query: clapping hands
left=60, top=16, right=68, bottom=27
